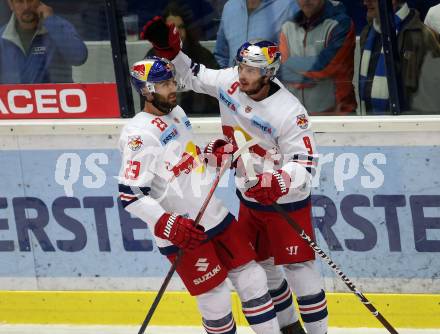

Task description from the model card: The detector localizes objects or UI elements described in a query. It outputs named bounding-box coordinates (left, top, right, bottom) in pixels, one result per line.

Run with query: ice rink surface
left=0, top=325, right=438, bottom=334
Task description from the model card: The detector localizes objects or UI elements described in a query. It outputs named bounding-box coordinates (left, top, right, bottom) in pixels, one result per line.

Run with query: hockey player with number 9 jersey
left=118, top=56, right=285, bottom=334
left=141, top=16, right=328, bottom=334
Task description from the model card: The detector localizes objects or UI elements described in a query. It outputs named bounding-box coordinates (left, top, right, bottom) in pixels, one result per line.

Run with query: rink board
left=0, top=117, right=439, bottom=327
left=1, top=291, right=440, bottom=328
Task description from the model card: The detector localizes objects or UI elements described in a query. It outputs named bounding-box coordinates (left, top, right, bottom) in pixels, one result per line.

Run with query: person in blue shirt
left=214, top=0, right=298, bottom=68
left=0, top=0, right=88, bottom=84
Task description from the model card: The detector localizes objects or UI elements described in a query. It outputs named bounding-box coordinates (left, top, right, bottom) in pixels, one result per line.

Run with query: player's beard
left=240, top=76, right=266, bottom=96
left=152, top=92, right=177, bottom=115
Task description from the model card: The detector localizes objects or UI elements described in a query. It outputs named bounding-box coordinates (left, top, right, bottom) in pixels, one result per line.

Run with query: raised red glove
left=140, top=16, right=181, bottom=60
left=204, top=138, right=238, bottom=167
left=155, top=213, right=207, bottom=250
left=244, top=170, right=291, bottom=205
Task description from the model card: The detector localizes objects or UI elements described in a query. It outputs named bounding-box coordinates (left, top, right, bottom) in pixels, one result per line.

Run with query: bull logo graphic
left=296, top=114, right=309, bottom=129
left=165, top=141, right=205, bottom=179
left=131, top=62, right=152, bottom=81
left=127, top=135, right=143, bottom=151
left=166, top=152, right=197, bottom=177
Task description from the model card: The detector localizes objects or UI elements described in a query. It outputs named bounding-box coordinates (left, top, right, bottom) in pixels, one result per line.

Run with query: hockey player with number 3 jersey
left=141, top=17, right=328, bottom=334
left=118, top=56, right=285, bottom=334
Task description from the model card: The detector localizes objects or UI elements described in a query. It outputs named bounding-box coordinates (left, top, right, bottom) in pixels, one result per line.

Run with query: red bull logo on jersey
left=166, top=152, right=198, bottom=177
left=165, top=142, right=204, bottom=178
left=127, top=135, right=143, bottom=151
left=296, top=114, right=309, bottom=129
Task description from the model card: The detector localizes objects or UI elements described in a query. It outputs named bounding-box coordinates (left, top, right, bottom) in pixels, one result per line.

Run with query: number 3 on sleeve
left=125, top=160, right=141, bottom=180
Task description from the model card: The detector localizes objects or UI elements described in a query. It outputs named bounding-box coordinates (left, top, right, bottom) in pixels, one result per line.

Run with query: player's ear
left=266, top=68, right=274, bottom=80
left=144, top=92, right=154, bottom=101
left=263, top=74, right=272, bottom=85
left=140, top=87, right=153, bottom=100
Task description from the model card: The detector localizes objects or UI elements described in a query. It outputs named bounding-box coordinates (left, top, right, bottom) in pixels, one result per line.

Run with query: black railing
left=104, top=0, right=135, bottom=118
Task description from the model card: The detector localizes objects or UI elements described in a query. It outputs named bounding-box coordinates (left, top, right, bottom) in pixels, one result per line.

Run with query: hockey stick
left=137, top=137, right=260, bottom=334
left=233, top=131, right=399, bottom=334
left=270, top=204, right=399, bottom=334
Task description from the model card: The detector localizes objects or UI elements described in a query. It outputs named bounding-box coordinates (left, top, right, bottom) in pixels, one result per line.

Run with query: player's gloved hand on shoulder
left=155, top=213, right=207, bottom=250
left=140, top=16, right=181, bottom=60
left=244, top=170, right=291, bottom=205
left=204, top=138, right=238, bottom=168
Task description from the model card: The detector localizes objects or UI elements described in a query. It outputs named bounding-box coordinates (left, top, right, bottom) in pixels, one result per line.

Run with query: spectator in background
left=214, top=0, right=298, bottom=68
left=209, top=0, right=228, bottom=27
left=339, top=0, right=367, bottom=35
left=0, top=0, right=87, bottom=84
left=319, top=1, right=440, bottom=37
left=359, top=0, right=440, bottom=114
left=129, top=0, right=218, bottom=41
left=407, top=0, right=440, bottom=21
left=45, top=0, right=112, bottom=41
left=142, top=2, right=220, bottom=115
left=0, top=0, right=10, bottom=27
left=425, top=4, right=440, bottom=37
left=279, top=0, right=357, bottom=115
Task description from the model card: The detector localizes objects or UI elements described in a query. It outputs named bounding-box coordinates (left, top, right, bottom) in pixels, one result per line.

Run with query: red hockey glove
left=140, top=16, right=181, bottom=60
left=155, top=213, right=207, bottom=250
left=204, top=138, right=238, bottom=168
left=244, top=170, right=291, bottom=205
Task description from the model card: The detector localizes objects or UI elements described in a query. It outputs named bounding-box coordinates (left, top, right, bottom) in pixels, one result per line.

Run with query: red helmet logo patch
left=132, top=64, right=145, bottom=78
left=267, top=46, right=278, bottom=60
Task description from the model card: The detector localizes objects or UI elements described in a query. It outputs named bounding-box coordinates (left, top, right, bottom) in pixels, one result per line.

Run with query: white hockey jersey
left=118, top=107, right=233, bottom=254
left=173, top=51, right=318, bottom=210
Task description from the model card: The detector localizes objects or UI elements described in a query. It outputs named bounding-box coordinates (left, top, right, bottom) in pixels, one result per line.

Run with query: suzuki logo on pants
left=195, top=258, right=209, bottom=272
